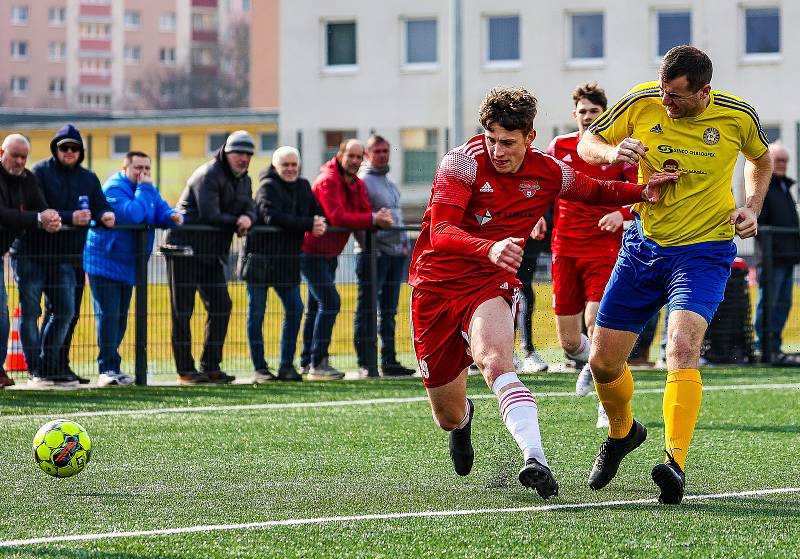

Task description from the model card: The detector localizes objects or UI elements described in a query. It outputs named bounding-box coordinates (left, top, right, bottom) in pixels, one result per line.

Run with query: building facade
left=278, top=0, right=799, bottom=216
left=0, top=0, right=252, bottom=112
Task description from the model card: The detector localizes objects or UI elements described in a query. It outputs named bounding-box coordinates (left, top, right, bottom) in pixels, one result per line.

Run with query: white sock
left=454, top=399, right=470, bottom=430
left=491, top=372, right=548, bottom=467
left=565, top=333, right=591, bottom=362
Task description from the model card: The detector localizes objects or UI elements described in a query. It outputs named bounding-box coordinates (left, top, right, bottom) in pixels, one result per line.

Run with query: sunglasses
left=58, top=144, right=80, bottom=153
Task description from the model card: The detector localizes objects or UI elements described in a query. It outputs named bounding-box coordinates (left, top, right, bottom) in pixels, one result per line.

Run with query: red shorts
left=551, top=255, right=615, bottom=316
left=410, top=284, right=517, bottom=388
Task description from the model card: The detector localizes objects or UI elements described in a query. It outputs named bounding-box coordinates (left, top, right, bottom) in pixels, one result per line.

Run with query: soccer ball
left=32, top=419, right=92, bottom=478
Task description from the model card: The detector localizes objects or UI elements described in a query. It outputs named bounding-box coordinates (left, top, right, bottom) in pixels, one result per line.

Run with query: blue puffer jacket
left=84, top=171, right=177, bottom=284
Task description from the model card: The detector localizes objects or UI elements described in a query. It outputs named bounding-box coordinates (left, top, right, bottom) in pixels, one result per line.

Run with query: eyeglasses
left=58, top=144, right=80, bottom=153
left=658, top=86, right=700, bottom=102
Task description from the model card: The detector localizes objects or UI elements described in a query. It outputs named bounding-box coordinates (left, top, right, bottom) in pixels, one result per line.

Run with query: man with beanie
left=354, top=134, right=414, bottom=376
left=12, top=124, right=114, bottom=387
left=164, top=130, right=256, bottom=384
left=0, top=134, right=62, bottom=388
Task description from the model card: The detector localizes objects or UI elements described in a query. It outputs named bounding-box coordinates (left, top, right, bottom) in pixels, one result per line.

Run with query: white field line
left=1, top=383, right=799, bottom=422
left=0, top=487, right=798, bottom=548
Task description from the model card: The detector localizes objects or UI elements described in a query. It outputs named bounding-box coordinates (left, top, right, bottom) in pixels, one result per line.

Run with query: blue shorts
left=596, top=219, right=737, bottom=334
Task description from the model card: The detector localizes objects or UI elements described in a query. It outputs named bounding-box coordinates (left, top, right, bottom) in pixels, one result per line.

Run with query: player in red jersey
left=408, top=86, right=677, bottom=497
left=545, top=82, right=638, bottom=428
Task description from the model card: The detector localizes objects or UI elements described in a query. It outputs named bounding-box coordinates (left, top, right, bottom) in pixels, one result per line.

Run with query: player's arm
left=558, top=163, right=678, bottom=206
left=578, top=132, right=648, bottom=166
left=730, top=150, right=773, bottom=239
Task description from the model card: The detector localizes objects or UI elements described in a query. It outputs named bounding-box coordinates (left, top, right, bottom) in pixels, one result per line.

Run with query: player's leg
left=425, top=368, right=473, bottom=476
left=470, top=296, right=558, bottom=498
left=553, top=256, right=591, bottom=362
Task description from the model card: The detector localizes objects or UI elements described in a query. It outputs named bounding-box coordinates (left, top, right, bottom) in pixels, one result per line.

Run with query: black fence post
left=134, top=226, right=149, bottom=385
left=761, top=228, right=774, bottom=364
left=364, top=230, right=379, bottom=377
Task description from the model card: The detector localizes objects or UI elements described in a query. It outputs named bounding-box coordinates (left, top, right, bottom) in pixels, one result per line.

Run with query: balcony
left=192, top=30, right=217, bottom=43
left=80, top=39, right=111, bottom=52
left=192, top=0, right=218, bottom=7
left=79, top=4, right=111, bottom=17
left=80, top=75, right=112, bottom=87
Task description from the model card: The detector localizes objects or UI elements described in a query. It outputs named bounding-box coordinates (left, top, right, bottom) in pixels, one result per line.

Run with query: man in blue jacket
left=12, top=124, right=115, bottom=387
left=84, top=151, right=181, bottom=386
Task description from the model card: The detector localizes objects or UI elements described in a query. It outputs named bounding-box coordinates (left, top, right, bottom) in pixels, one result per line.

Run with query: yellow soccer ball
left=32, top=419, right=92, bottom=478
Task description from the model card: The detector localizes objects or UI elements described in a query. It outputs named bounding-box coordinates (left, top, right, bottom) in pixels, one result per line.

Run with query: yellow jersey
left=588, top=81, right=769, bottom=246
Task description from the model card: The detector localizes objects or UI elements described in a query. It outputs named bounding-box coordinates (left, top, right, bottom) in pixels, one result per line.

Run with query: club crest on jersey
left=479, top=181, right=494, bottom=193
left=702, top=127, right=720, bottom=145
left=519, top=182, right=540, bottom=198
left=650, top=124, right=664, bottom=134
left=562, top=154, right=572, bottom=162
left=475, top=209, right=492, bottom=225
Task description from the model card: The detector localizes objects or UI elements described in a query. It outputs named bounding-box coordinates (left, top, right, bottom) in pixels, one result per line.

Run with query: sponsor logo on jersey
left=650, top=124, right=663, bottom=134
left=562, top=154, right=573, bottom=162
left=479, top=181, right=494, bottom=193
left=702, top=127, right=720, bottom=145
left=657, top=144, right=716, bottom=157
left=661, top=158, right=707, bottom=175
left=475, top=209, right=492, bottom=225
left=499, top=282, right=508, bottom=290
left=518, top=182, right=540, bottom=198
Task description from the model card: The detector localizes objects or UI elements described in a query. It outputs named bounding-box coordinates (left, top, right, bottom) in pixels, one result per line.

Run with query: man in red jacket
left=300, top=139, right=393, bottom=380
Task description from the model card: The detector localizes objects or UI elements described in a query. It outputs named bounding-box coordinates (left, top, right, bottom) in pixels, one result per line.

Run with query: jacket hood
left=319, top=157, right=344, bottom=181
left=49, top=124, right=85, bottom=166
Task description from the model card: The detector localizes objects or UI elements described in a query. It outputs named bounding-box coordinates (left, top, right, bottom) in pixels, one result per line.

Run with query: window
left=192, top=46, right=216, bottom=66
left=322, top=129, right=357, bottom=162
left=570, top=13, right=604, bottom=60
left=111, top=135, right=131, bottom=157
left=48, top=78, right=65, bottom=97
left=80, top=58, right=111, bottom=74
left=405, top=18, right=437, bottom=65
left=79, top=93, right=111, bottom=108
left=402, top=128, right=439, bottom=184
left=124, top=10, right=141, bottom=30
left=10, top=76, right=29, bottom=95
left=744, top=7, right=780, bottom=55
left=486, top=15, right=519, bottom=63
left=124, top=45, right=141, bottom=63
left=260, top=132, right=278, bottom=153
left=326, top=21, right=356, bottom=67
left=656, top=11, right=691, bottom=56
left=207, top=132, right=228, bottom=153
left=49, top=41, right=66, bottom=61
left=48, top=6, right=66, bottom=26
left=80, top=23, right=111, bottom=39
left=160, top=134, right=181, bottom=156
left=192, top=12, right=217, bottom=31
left=761, top=125, right=781, bottom=143
left=160, top=12, right=176, bottom=32
left=11, top=41, right=28, bottom=60
left=159, top=47, right=176, bottom=66
left=242, top=0, right=251, bottom=12
left=11, top=5, right=28, bottom=24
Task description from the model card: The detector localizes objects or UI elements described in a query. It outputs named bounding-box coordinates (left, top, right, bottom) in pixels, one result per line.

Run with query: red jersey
left=547, top=132, right=638, bottom=258
left=408, top=134, right=645, bottom=296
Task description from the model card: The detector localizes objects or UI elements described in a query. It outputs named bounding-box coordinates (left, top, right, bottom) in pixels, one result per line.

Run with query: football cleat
left=588, top=419, right=647, bottom=490
left=518, top=457, right=559, bottom=499
left=575, top=362, right=594, bottom=396
left=522, top=350, right=549, bottom=373
left=449, top=398, right=474, bottom=476
left=596, top=402, right=609, bottom=429
left=651, top=457, right=686, bottom=505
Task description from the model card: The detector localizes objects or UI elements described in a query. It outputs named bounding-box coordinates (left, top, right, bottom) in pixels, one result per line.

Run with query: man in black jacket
left=241, top=146, right=326, bottom=382
left=754, top=143, right=800, bottom=360
left=0, top=134, right=62, bottom=388
left=165, top=130, right=256, bottom=384
left=13, top=124, right=114, bottom=387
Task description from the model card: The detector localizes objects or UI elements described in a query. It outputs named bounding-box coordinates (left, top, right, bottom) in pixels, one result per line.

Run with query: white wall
left=280, top=0, right=799, bottom=215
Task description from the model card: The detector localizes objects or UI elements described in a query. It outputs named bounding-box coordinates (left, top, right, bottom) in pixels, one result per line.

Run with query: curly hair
left=572, top=81, right=607, bottom=111
left=479, top=87, right=538, bottom=134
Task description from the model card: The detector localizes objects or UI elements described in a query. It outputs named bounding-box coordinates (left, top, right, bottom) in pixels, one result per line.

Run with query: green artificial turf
left=1, top=368, right=798, bottom=558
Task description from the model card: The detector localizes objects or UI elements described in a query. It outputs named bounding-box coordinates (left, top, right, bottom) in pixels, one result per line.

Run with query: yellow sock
left=663, top=368, right=703, bottom=470
left=594, top=363, right=634, bottom=439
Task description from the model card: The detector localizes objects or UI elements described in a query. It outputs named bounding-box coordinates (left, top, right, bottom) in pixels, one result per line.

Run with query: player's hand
left=641, top=172, right=679, bottom=203
left=312, top=215, right=327, bottom=237
left=530, top=217, right=547, bottom=240
left=609, top=137, right=648, bottom=165
left=138, top=170, right=153, bottom=185
left=236, top=214, right=253, bottom=237
left=730, top=206, right=758, bottom=239
left=488, top=237, right=525, bottom=273
left=598, top=210, right=624, bottom=233
left=40, top=209, right=61, bottom=233
left=374, top=208, right=394, bottom=229
left=72, top=209, right=91, bottom=226
left=170, top=212, right=184, bottom=225
left=101, top=212, right=115, bottom=228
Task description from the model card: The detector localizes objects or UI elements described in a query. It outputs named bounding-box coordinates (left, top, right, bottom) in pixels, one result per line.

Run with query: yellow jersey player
left=577, top=45, right=773, bottom=504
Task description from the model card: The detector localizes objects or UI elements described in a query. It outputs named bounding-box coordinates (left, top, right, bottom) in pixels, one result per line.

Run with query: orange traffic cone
left=5, top=307, right=27, bottom=372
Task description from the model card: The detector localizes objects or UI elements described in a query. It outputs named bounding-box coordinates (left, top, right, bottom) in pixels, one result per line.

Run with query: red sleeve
left=622, top=162, right=639, bottom=183
left=557, top=162, right=644, bottom=206
left=431, top=151, right=476, bottom=209
left=430, top=202, right=494, bottom=257
left=315, top=176, right=373, bottom=229
left=545, top=138, right=557, bottom=156
left=619, top=206, right=635, bottom=220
